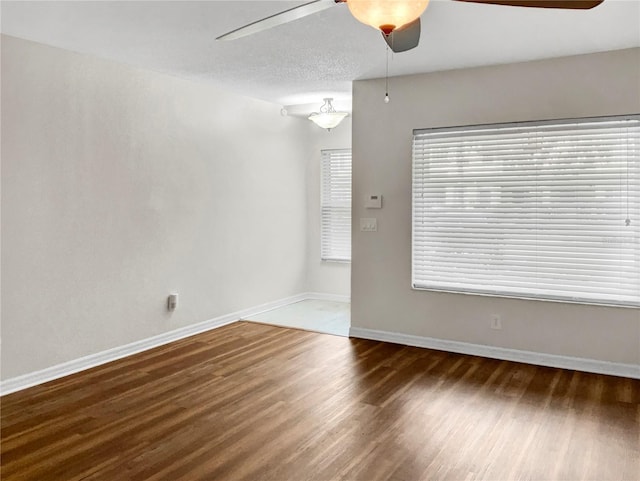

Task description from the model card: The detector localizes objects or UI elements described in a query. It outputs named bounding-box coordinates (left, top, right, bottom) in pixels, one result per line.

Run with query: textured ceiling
left=1, top=0, right=639, bottom=112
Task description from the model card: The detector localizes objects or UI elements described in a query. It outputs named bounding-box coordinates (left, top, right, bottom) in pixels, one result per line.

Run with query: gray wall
left=351, top=48, right=640, bottom=365
left=1, top=36, right=312, bottom=379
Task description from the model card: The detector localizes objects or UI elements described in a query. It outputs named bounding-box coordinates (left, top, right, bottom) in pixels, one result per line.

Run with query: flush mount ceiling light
left=347, top=0, right=430, bottom=35
left=308, top=98, right=349, bottom=131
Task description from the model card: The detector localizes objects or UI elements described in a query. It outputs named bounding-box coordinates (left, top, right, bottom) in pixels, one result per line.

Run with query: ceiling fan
left=217, top=0, right=604, bottom=53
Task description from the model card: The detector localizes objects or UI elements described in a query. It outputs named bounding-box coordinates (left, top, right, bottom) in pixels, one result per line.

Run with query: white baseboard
left=236, top=292, right=350, bottom=320
left=235, top=293, right=310, bottom=318
left=349, top=327, right=640, bottom=380
left=6, top=297, right=635, bottom=394
left=0, top=292, right=322, bottom=396
left=305, top=292, right=350, bottom=303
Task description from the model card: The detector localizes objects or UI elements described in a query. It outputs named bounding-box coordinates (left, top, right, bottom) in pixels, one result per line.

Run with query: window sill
left=411, top=284, right=639, bottom=309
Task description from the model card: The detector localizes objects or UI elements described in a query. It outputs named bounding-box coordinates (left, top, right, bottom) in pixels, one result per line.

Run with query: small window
left=412, top=115, right=640, bottom=307
left=321, top=149, right=352, bottom=262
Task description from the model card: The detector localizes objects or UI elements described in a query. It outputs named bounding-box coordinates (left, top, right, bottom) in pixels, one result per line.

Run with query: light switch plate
left=360, top=218, right=377, bottom=232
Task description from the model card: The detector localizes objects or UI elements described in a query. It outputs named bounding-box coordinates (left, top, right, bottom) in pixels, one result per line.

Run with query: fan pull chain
left=384, top=44, right=390, bottom=103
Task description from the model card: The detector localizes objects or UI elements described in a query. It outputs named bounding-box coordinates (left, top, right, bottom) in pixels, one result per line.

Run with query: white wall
left=1, top=35, right=312, bottom=380
left=352, top=48, right=640, bottom=365
left=305, top=117, right=352, bottom=298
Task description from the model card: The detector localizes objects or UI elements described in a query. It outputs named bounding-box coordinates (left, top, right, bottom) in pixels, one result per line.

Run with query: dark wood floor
left=1, top=321, right=638, bottom=481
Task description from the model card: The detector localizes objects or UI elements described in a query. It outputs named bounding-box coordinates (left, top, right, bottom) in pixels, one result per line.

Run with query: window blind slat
left=412, top=115, right=640, bottom=307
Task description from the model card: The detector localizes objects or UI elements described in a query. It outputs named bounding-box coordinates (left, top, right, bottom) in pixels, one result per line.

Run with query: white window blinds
left=321, top=149, right=352, bottom=262
left=412, top=116, right=640, bottom=307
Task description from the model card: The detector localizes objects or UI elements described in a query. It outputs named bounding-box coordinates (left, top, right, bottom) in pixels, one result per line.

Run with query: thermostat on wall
left=365, top=194, right=382, bottom=209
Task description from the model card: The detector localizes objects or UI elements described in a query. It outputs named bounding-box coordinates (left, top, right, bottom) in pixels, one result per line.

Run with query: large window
left=412, top=115, right=640, bottom=307
left=321, top=149, right=352, bottom=262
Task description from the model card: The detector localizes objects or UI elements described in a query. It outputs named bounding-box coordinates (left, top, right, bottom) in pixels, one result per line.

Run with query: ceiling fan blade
left=217, top=0, right=340, bottom=41
left=453, top=0, right=603, bottom=9
left=383, top=18, right=421, bottom=53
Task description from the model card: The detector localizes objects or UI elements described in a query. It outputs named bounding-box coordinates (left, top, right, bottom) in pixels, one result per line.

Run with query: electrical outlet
left=168, top=293, right=179, bottom=312
left=490, top=314, right=502, bottom=330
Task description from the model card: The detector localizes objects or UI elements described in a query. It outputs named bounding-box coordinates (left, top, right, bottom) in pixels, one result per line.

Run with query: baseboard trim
left=237, top=292, right=350, bottom=320
left=349, top=327, right=640, bottom=380
left=0, top=292, right=317, bottom=396
left=305, top=292, right=350, bottom=303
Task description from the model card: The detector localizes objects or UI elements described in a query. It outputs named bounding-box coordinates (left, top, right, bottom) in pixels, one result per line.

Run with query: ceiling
left=1, top=0, right=639, bottom=113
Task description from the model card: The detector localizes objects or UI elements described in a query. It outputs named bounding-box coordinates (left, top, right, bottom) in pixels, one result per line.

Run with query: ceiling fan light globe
left=347, top=0, right=429, bottom=33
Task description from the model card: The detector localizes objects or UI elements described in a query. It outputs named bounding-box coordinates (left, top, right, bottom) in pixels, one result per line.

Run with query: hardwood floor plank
left=1, top=321, right=638, bottom=481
